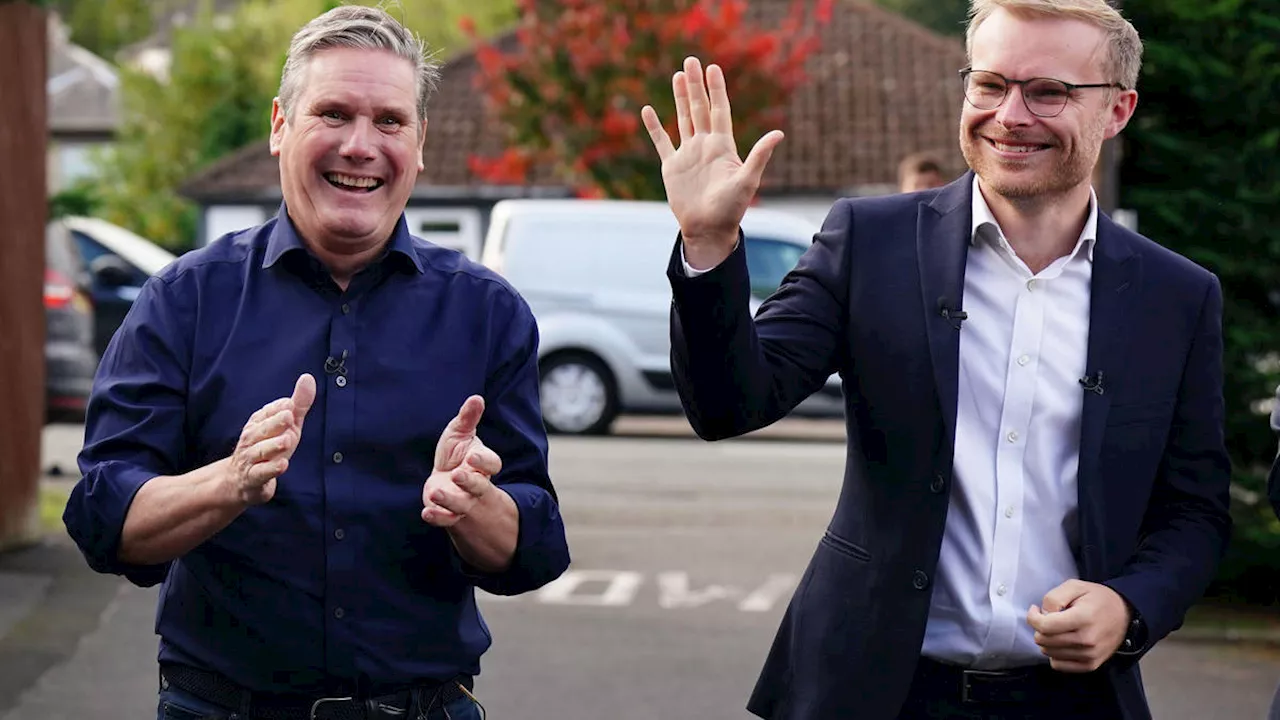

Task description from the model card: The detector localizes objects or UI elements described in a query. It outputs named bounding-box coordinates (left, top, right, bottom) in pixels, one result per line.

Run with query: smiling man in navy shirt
left=62, top=6, right=570, bottom=720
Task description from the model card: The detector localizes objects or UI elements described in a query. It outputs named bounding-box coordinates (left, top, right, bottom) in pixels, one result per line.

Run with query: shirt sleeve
left=63, top=274, right=193, bottom=587
left=679, top=235, right=739, bottom=278
left=450, top=287, right=570, bottom=595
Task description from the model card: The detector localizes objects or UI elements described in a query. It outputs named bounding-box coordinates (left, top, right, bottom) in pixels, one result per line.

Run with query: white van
left=480, top=199, right=844, bottom=435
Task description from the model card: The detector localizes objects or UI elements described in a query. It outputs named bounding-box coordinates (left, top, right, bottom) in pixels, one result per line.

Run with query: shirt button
left=332, top=452, right=343, bottom=464
left=997, top=584, right=1008, bottom=596
left=1017, top=354, right=1030, bottom=366
left=912, top=570, right=929, bottom=590
left=334, top=607, right=345, bottom=619
left=335, top=375, right=347, bottom=388
left=1004, top=506, right=1015, bottom=519
left=341, top=303, right=350, bottom=314
left=334, top=528, right=345, bottom=540
left=1026, top=279, right=1038, bottom=290
left=1006, top=430, right=1018, bottom=443
left=930, top=473, right=946, bottom=494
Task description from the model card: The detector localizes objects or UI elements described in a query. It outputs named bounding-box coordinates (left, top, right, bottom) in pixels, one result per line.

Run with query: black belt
left=912, top=656, right=1102, bottom=706
left=160, top=663, right=471, bottom=720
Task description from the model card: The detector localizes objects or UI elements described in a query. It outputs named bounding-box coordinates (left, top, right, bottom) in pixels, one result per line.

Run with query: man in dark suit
left=639, top=1, right=1231, bottom=718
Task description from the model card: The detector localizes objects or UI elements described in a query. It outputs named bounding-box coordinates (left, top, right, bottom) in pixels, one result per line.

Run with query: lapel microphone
left=937, top=297, right=967, bottom=330
left=1079, top=371, right=1105, bottom=395
left=324, top=350, right=349, bottom=377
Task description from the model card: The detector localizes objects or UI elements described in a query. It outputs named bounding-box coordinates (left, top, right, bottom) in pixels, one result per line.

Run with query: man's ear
left=416, top=116, right=428, bottom=172
left=1104, top=89, right=1139, bottom=140
left=269, top=98, right=287, bottom=157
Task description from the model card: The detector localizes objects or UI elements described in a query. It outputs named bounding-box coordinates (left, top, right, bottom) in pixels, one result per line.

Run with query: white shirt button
left=997, top=584, right=1008, bottom=596
left=1017, top=354, right=1030, bottom=366
left=1006, top=430, right=1019, bottom=443
left=1026, top=279, right=1038, bottom=290
left=335, top=375, right=347, bottom=388
left=1005, top=506, right=1015, bottom=519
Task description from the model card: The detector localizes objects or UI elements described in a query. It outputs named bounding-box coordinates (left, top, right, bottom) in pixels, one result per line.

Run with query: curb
left=1168, top=628, right=1280, bottom=648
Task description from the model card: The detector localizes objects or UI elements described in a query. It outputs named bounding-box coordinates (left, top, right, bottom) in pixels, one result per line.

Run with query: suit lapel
left=1075, top=214, right=1140, bottom=579
left=917, top=174, right=974, bottom=450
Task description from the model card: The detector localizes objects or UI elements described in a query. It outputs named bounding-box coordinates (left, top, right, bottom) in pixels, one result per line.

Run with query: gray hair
left=277, top=4, right=441, bottom=124
left=966, top=0, right=1143, bottom=90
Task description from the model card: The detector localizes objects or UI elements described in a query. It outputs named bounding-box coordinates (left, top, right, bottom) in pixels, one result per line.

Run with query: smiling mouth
left=984, top=137, right=1052, bottom=155
left=324, top=172, right=384, bottom=192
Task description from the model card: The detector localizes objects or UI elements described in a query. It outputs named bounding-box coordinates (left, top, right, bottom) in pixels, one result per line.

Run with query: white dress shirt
left=681, top=178, right=1097, bottom=669
left=923, top=176, right=1096, bottom=668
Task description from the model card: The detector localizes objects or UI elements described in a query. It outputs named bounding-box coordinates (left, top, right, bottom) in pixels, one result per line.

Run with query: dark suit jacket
left=666, top=173, right=1233, bottom=720
left=1269, top=385, right=1280, bottom=520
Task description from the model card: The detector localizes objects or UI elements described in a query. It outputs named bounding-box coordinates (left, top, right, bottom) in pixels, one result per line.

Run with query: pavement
left=2, top=418, right=1279, bottom=719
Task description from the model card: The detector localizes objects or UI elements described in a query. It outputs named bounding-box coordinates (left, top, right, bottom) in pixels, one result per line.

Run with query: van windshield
left=745, top=236, right=807, bottom=299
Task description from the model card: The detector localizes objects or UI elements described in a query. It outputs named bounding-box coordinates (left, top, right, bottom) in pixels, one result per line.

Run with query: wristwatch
left=1115, top=604, right=1148, bottom=656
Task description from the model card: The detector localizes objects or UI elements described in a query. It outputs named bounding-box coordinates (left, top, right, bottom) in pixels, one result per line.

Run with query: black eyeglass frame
left=958, top=67, right=1126, bottom=118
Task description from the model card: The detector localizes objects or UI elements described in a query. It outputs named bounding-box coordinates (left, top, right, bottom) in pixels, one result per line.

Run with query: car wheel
left=539, top=354, right=618, bottom=435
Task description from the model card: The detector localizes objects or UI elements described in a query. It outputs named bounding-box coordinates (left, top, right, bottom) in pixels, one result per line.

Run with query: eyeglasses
left=959, top=68, right=1125, bottom=118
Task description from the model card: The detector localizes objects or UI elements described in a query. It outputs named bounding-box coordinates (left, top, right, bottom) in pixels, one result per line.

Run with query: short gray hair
left=278, top=4, right=441, bottom=124
left=966, top=0, right=1143, bottom=90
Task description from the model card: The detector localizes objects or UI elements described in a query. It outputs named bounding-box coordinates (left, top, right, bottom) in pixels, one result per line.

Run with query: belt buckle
left=310, top=695, right=353, bottom=720
left=960, top=669, right=1009, bottom=703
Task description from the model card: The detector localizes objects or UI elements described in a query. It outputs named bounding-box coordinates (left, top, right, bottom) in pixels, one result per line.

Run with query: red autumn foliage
left=461, top=0, right=832, bottom=199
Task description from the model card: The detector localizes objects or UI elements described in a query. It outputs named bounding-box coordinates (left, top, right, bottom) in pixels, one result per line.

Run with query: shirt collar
left=969, top=175, right=1098, bottom=262
left=262, top=202, right=425, bottom=274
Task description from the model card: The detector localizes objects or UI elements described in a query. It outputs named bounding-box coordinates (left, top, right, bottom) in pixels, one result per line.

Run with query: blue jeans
left=157, top=683, right=484, bottom=720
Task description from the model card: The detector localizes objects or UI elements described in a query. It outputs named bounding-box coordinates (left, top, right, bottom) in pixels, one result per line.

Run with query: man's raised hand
left=640, top=56, right=784, bottom=270
left=228, top=374, right=316, bottom=506
left=423, top=395, right=503, bottom=527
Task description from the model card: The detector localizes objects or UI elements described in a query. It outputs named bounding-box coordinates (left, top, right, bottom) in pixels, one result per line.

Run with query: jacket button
left=913, top=570, right=929, bottom=590
left=930, top=473, right=946, bottom=494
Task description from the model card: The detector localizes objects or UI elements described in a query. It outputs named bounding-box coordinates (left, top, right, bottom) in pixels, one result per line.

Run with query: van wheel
left=539, top=354, right=618, bottom=435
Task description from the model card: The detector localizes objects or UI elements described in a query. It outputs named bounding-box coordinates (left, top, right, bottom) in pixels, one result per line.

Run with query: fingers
left=641, top=105, right=675, bottom=161
left=683, top=56, right=712, bottom=135
left=290, top=373, right=316, bottom=424
left=742, top=130, right=785, bottom=183
left=706, top=63, right=734, bottom=136
left=465, top=442, right=502, bottom=476
left=239, top=409, right=295, bottom=449
left=673, top=70, right=693, bottom=142
left=1041, top=579, right=1090, bottom=612
left=1027, top=604, right=1085, bottom=636
left=244, top=433, right=295, bottom=465
left=434, top=396, right=486, bottom=472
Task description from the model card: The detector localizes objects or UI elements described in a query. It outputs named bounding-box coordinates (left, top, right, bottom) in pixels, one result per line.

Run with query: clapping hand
left=422, top=395, right=503, bottom=527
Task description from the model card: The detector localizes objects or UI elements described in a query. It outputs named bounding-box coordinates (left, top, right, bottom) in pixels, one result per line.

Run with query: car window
left=46, top=223, right=85, bottom=277
left=71, top=230, right=112, bottom=266
left=744, top=236, right=807, bottom=298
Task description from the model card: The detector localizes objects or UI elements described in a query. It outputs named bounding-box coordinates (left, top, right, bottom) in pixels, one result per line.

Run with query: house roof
left=180, top=0, right=968, bottom=202
left=47, top=15, right=119, bottom=135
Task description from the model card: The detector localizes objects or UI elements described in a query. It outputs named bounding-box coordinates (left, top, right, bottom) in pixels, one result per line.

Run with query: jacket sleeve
left=1105, top=275, right=1233, bottom=657
left=666, top=200, right=853, bottom=440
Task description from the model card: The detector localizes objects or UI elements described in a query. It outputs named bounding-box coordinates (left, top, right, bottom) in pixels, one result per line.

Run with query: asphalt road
left=5, top=420, right=1279, bottom=720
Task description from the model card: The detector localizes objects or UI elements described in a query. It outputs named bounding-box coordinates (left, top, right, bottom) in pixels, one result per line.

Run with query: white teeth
left=325, top=172, right=381, bottom=188
left=992, top=141, right=1042, bottom=154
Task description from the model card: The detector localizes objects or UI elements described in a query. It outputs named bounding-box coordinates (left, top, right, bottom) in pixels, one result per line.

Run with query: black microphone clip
left=937, top=297, right=968, bottom=330
left=324, top=349, right=348, bottom=376
left=1079, top=370, right=1105, bottom=396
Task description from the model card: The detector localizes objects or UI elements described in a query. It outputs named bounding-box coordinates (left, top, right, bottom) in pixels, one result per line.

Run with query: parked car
left=62, top=216, right=176, bottom=356
left=44, top=220, right=98, bottom=423
left=481, top=199, right=844, bottom=435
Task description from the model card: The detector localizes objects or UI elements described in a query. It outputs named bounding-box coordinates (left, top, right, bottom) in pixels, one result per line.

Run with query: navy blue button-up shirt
left=64, top=207, right=570, bottom=695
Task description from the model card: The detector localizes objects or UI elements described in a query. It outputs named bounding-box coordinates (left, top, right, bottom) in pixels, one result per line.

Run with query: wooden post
left=0, top=1, right=50, bottom=550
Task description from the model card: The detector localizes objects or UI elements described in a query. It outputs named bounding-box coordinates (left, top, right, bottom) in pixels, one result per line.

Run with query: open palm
left=641, top=56, right=784, bottom=262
